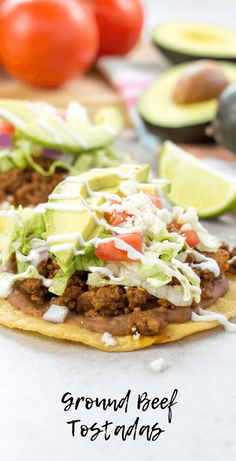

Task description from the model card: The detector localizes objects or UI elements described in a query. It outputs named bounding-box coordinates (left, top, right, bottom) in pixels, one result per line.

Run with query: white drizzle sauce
left=16, top=247, right=48, bottom=267
left=45, top=201, right=141, bottom=235
left=65, top=169, right=136, bottom=182
left=0, top=265, right=52, bottom=298
left=192, top=251, right=220, bottom=277
left=50, top=242, right=85, bottom=255
left=192, top=307, right=236, bottom=333
left=0, top=108, right=25, bottom=128
left=0, top=169, right=220, bottom=307
left=44, top=174, right=206, bottom=303
left=89, top=266, right=124, bottom=283
left=53, top=115, right=88, bottom=148
left=37, top=119, right=63, bottom=144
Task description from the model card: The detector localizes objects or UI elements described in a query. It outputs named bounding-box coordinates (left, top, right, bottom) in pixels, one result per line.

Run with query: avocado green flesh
left=0, top=215, right=18, bottom=267
left=45, top=165, right=150, bottom=268
left=0, top=100, right=123, bottom=153
left=153, top=22, right=236, bottom=61
left=138, top=62, right=236, bottom=136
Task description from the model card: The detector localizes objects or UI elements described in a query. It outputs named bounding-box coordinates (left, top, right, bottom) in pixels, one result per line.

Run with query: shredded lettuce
left=75, top=253, right=105, bottom=271
left=74, top=146, right=132, bottom=172
left=0, top=207, right=46, bottom=271
left=1, top=139, right=132, bottom=176
left=48, top=262, right=75, bottom=296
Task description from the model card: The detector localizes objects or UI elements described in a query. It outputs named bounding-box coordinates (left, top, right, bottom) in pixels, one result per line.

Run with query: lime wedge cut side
left=159, top=141, right=236, bottom=218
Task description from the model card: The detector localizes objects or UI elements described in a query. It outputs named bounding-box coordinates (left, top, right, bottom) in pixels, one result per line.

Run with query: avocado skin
left=213, top=83, right=236, bottom=153
left=154, top=44, right=236, bottom=65
left=141, top=118, right=211, bottom=143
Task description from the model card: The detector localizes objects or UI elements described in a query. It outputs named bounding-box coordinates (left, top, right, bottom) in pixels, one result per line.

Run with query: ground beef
left=14, top=278, right=48, bottom=306
left=126, top=287, right=154, bottom=310
left=77, top=285, right=127, bottom=316
left=56, top=272, right=88, bottom=310
left=129, top=309, right=167, bottom=335
left=228, top=246, right=236, bottom=274
left=0, top=156, right=66, bottom=207
left=204, top=248, right=229, bottom=274
left=13, top=244, right=232, bottom=317
left=38, top=258, right=60, bottom=279
left=220, top=241, right=229, bottom=251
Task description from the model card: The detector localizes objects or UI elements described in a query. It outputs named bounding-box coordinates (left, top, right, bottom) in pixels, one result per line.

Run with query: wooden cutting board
left=0, top=69, right=121, bottom=110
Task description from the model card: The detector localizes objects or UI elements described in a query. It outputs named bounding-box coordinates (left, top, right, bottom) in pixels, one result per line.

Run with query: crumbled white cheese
left=119, top=180, right=138, bottom=196
left=43, top=304, right=69, bottom=324
left=132, top=327, right=141, bottom=340
left=150, top=358, right=166, bottom=372
left=101, top=332, right=117, bottom=347
left=180, top=223, right=192, bottom=231
left=133, top=331, right=141, bottom=340
left=0, top=201, right=11, bottom=210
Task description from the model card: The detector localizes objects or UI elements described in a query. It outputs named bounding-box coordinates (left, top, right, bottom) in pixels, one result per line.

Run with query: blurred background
left=1, top=0, right=236, bottom=182
left=144, top=0, right=236, bottom=29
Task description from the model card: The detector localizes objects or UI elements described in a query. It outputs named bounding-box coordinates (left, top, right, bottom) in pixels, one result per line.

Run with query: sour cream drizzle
left=192, top=251, right=220, bottom=277
left=53, top=116, right=88, bottom=148
left=0, top=265, right=52, bottom=298
left=0, top=170, right=220, bottom=305
left=44, top=174, right=219, bottom=304
left=0, top=108, right=25, bottom=128
left=16, top=246, right=48, bottom=267
left=228, top=256, right=236, bottom=265
left=37, top=119, right=63, bottom=144
left=192, top=307, right=236, bottom=333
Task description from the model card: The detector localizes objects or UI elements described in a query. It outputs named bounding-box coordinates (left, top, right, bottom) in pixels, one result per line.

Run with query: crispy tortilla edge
left=0, top=275, right=236, bottom=352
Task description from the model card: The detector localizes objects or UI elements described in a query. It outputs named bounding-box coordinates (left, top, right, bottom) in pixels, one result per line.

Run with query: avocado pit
left=173, top=60, right=229, bottom=104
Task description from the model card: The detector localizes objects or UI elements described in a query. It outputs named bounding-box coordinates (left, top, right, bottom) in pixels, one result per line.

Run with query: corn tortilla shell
left=0, top=275, right=236, bottom=352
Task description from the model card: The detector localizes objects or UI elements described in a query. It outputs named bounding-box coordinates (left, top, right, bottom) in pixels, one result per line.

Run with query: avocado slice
left=0, top=100, right=123, bottom=153
left=153, top=22, right=236, bottom=64
left=0, top=212, right=18, bottom=268
left=211, top=83, right=236, bottom=153
left=45, top=165, right=150, bottom=269
left=138, top=61, right=236, bottom=143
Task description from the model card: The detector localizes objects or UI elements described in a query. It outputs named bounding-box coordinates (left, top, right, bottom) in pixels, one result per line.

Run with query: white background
left=1, top=1, right=236, bottom=461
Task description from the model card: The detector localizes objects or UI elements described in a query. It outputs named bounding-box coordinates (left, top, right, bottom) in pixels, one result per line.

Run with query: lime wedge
left=159, top=141, right=236, bottom=218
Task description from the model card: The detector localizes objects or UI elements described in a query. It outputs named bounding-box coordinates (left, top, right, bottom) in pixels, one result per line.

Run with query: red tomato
left=0, top=0, right=99, bottom=88
left=181, top=230, right=200, bottom=248
left=0, top=119, right=15, bottom=134
left=93, top=0, right=144, bottom=57
left=146, top=193, right=162, bottom=209
left=168, top=221, right=200, bottom=247
left=104, top=199, right=132, bottom=226
left=96, top=233, right=143, bottom=261
left=112, top=212, right=132, bottom=226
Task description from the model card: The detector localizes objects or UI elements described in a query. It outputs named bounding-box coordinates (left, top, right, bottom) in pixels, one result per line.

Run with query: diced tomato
left=96, top=233, right=143, bottom=261
left=181, top=230, right=200, bottom=248
left=112, top=212, right=132, bottom=226
left=146, top=193, right=162, bottom=208
left=168, top=220, right=200, bottom=247
left=104, top=198, right=132, bottom=226
left=0, top=119, right=15, bottom=135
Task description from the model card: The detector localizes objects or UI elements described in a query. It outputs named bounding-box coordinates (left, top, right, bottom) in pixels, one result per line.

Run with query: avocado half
left=138, top=61, right=236, bottom=143
left=153, top=22, right=236, bottom=64
left=211, top=83, right=236, bottom=153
